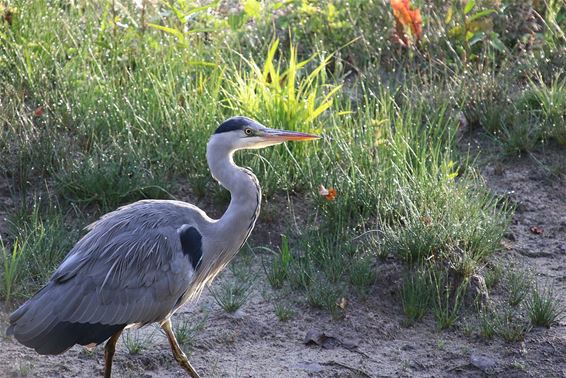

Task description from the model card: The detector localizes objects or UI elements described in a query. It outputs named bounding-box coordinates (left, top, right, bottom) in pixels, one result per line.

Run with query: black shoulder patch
left=179, top=226, right=203, bottom=270
left=214, top=116, right=254, bottom=134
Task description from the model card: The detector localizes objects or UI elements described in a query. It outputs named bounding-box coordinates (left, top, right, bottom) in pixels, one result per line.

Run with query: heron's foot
left=162, top=319, right=201, bottom=378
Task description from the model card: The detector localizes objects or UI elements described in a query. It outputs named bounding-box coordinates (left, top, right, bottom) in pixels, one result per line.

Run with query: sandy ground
left=1, top=136, right=565, bottom=377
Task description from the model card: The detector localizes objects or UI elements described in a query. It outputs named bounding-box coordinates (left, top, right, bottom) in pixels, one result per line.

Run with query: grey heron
left=6, top=116, right=319, bottom=377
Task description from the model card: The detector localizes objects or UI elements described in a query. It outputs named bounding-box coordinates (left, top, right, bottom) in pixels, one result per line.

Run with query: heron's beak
left=261, top=128, right=321, bottom=142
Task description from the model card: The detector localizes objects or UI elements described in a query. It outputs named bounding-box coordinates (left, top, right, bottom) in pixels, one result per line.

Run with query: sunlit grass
left=0, top=201, right=78, bottom=302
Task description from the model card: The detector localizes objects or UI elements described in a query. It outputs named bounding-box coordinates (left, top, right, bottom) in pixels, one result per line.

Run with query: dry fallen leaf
left=500, top=239, right=513, bottom=250
left=529, top=226, right=544, bottom=235
left=336, top=297, right=348, bottom=310
left=304, top=329, right=340, bottom=350
left=2, top=6, right=15, bottom=25
left=303, top=329, right=359, bottom=351
left=319, top=184, right=337, bottom=201
left=33, top=106, right=44, bottom=117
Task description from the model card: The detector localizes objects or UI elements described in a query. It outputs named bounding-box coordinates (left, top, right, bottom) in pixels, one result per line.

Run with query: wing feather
left=9, top=200, right=207, bottom=351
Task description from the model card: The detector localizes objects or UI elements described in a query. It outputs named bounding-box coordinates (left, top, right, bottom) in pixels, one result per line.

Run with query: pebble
left=470, top=353, right=496, bottom=373
left=294, top=361, right=323, bottom=373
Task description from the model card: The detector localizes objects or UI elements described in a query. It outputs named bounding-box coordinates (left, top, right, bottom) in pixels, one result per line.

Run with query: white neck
left=176, top=137, right=262, bottom=304
left=206, top=136, right=261, bottom=248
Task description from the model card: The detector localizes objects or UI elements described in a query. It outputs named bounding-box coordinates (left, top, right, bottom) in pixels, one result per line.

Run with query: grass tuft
left=263, top=235, right=293, bottom=290
left=527, top=283, right=566, bottom=328
left=507, top=270, right=532, bottom=307
left=0, top=201, right=77, bottom=302
left=348, top=255, right=376, bottom=299
left=431, top=269, right=467, bottom=330
left=122, top=328, right=155, bottom=355
left=274, top=303, right=294, bottom=322
left=173, top=316, right=206, bottom=353
left=400, top=270, right=431, bottom=326
left=209, top=278, right=254, bottom=314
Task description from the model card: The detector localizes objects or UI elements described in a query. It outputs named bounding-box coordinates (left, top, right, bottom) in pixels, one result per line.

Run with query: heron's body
left=7, top=117, right=318, bottom=377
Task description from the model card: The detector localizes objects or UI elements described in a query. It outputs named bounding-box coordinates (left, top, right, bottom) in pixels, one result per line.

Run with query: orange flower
left=390, top=0, right=422, bottom=45
left=319, top=185, right=337, bottom=201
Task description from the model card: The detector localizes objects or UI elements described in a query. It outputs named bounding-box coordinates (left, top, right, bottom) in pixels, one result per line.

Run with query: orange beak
left=261, top=128, right=321, bottom=142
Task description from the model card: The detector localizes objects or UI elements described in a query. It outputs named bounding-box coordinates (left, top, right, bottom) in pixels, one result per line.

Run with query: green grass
left=431, top=268, right=467, bottom=330
left=173, top=315, right=206, bottom=353
left=527, top=283, right=566, bottom=328
left=400, top=270, right=431, bottom=326
left=305, top=277, right=345, bottom=319
left=0, top=200, right=78, bottom=302
left=209, top=275, right=254, bottom=314
left=1, top=0, right=564, bottom=339
left=478, top=308, right=497, bottom=340
left=494, top=309, right=532, bottom=342
left=348, top=254, right=376, bottom=299
left=507, top=270, right=532, bottom=307
left=274, top=303, right=295, bottom=322
left=475, top=304, right=531, bottom=342
left=263, top=235, right=293, bottom=290
left=484, top=263, right=503, bottom=290
left=122, top=328, right=155, bottom=355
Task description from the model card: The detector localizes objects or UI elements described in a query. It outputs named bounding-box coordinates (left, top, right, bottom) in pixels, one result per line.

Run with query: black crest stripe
left=179, top=226, right=203, bottom=270
left=214, top=116, right=254, bottom=134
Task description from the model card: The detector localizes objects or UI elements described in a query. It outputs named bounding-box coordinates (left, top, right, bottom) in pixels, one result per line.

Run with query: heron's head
left=210, top=116, right=320, bottom=151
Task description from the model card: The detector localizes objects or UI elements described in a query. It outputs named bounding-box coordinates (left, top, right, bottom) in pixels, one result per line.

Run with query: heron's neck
left=206, top=145, right=261, bottom=244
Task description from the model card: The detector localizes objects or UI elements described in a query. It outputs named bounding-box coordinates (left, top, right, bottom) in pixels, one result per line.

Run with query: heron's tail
left=7, top=285, right=125, bottom=355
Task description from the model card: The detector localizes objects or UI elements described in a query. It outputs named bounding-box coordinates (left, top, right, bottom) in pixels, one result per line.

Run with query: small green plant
left=305, top=278, right=344, bottom=319
left=225, top=39, right=340, bottom=132
left=500, top=123, right=541, bottom=156
left=519, top=75, right=566, bottom=146
left=0, top=238, right=25, bottom=303
left=348, top=255, right=376, bottom=299
left=445, top=0, right=504, bottom=60
left=494, top=308, right=531, bottom=342
left=400, top=270, right=431, bottom=326
left=274, top=303, right=294, bottom=322
left=478, top=308, right=497, bottom=340
left=173, top=316, right=206, bottom=352
left=263, top=235, right=293, bottom=289
left=527, top=283, right=565, bottom=328
left=209, top=278, right=254, bottom=314
left=122, top=329, right=155, bottom=355
left=507, top=270, right=531, bottom=306
left=287, top=256, right=315, bottom=291
left=484, top=263, right=503, bottom=289
left=431, top=270, right=467, bottom=330
left=12, top=359, right=34, bottom=377
left=0, top=202, right=77, bottom=301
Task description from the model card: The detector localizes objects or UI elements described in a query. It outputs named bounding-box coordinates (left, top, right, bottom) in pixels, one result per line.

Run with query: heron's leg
left=161, top=319, right=201, bottom=378
left=104, top=328, right=123, bottom=378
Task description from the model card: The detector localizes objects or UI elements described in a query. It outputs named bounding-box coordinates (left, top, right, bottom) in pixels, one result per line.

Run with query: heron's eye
left=244, top=128, right=253, bottom=136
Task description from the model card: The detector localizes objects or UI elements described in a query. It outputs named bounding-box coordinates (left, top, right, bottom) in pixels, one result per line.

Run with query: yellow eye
left=244, top=128, right=253, bottom=136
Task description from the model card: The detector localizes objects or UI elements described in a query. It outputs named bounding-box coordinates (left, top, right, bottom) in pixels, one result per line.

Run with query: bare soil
left=1, top=136, right=565, bottom=377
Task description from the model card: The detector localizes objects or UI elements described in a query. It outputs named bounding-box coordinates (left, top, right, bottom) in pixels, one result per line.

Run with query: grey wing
left=7, top=202, right=203, bottom=354
left=53, top=226, right=195, bottom=325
